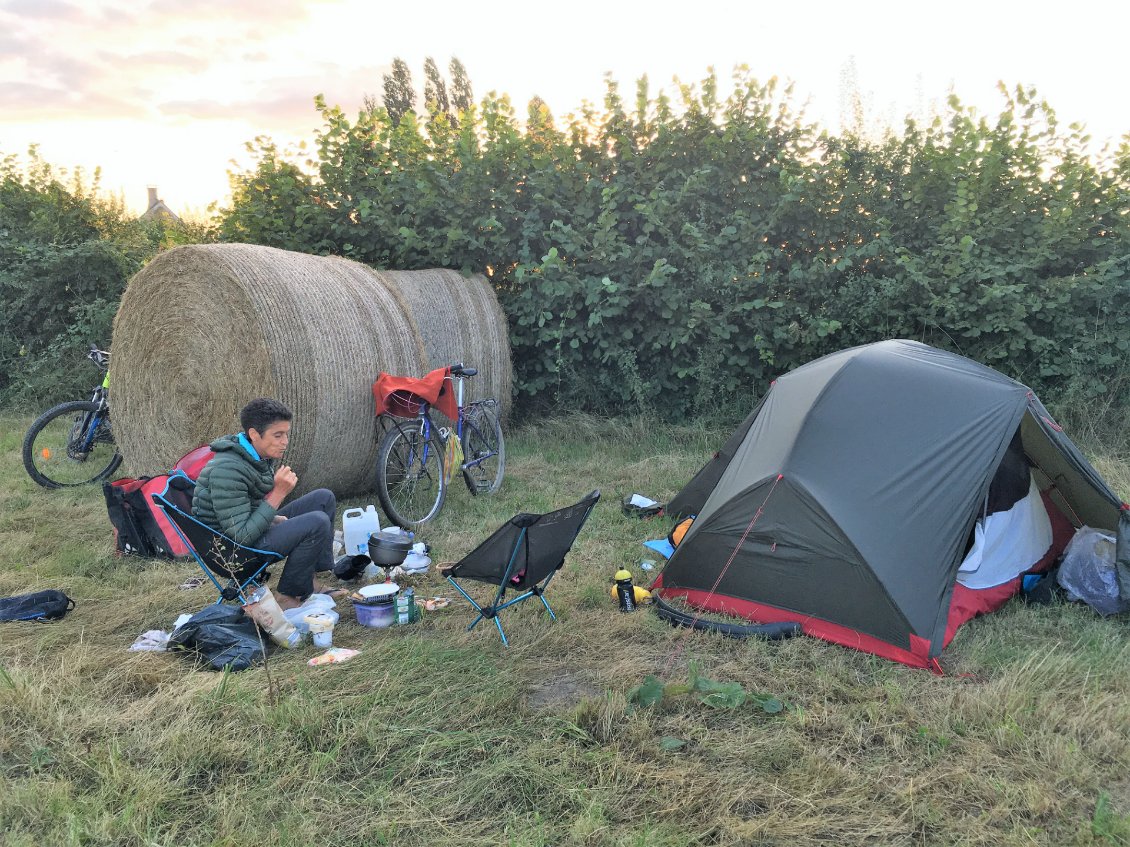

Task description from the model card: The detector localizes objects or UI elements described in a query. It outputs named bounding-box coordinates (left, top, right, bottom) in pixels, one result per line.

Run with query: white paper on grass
left=629, top=494, right=659, bottom=508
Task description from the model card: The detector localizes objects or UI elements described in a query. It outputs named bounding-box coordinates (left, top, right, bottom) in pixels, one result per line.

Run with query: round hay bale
left=110, top=244, right=510, bottom=497
left=379, top=269, right=512, bottom=419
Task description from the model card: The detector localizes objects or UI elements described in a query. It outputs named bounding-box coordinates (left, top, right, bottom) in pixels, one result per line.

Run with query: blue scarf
left=238, top=432, right=261, bottom=462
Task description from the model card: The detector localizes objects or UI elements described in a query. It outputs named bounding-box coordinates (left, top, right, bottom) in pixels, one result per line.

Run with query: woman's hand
left=265, top=465, right=298, bottom=508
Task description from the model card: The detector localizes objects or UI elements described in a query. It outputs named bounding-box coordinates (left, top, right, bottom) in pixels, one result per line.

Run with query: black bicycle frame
left=457, top=403, right=496, bottom=472
left=76, top=385, right=111, bottom=455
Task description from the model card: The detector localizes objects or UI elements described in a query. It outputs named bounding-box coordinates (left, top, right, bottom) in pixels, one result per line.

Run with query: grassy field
left=1, top=412, right=1128, bottom=847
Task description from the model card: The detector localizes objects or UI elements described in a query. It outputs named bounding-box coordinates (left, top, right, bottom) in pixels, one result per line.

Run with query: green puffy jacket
left=192, top=434, right=278, bottom=545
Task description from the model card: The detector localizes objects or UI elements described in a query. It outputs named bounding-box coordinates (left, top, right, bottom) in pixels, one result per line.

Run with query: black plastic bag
left=0, top=590, right=74, bottom=622
left=168, top=604, right=265, bottom=671
left=333, top=553, right=370, bottom=581
left=621, top=493, right=664, bottom=519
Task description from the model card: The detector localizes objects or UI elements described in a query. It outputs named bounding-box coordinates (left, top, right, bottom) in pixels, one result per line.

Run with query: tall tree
left=382, top=58, right=416, bottom=126
left=526, top=95, right=555, bottom=139
left=449, top=56, right=474, bottom=113
left=423, top=56, right=451, bottom=118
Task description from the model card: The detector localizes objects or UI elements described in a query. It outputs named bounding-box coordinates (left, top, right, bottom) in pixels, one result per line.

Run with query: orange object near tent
left=669, top=517, right=694, bottom=547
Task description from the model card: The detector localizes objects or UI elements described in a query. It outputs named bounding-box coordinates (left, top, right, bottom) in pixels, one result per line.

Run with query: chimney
left=147, top=186, right=158, bottom=209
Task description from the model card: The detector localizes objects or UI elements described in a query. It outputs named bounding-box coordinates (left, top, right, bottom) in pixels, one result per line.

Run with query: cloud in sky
left=3, top=0, right=1128, bottom=215
left=143, top=0, right=312, bottom=20
left=0, top=81, right=146, bottom=120
left=158, top=91, right=320, bottom=125
left=111, top=50, right=211, bottom=74
left=0, top=0, right=85, bottom=20
left=0, top=0, right=324, bottom=123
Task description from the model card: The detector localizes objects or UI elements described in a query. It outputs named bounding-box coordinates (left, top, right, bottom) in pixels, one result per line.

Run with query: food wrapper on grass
left=307, top=647, right=360, bottom=667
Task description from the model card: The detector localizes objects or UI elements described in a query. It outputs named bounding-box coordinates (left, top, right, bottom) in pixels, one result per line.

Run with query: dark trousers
left=257, top=489, right=336, bottom=599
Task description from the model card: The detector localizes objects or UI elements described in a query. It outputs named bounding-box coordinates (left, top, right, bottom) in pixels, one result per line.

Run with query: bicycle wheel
left=22, top=400, right=122, bottom=489
left=461, top=403, right=505, bottom=495
left=375, top=420, right=446, bottom=526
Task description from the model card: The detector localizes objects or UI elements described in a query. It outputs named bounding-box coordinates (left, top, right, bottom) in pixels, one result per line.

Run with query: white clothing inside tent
left=956, top=477, right=1052, bottom=589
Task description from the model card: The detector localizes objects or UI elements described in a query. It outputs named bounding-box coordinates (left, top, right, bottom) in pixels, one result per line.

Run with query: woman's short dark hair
left=240, top=398, right=293, bottom=435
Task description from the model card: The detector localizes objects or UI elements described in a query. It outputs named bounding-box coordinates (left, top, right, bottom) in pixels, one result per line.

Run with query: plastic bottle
left=615, top=569, right=636, bottom=612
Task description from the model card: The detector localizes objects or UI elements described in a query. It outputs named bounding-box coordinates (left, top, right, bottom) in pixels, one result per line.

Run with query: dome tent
left=655, top=339, right=1129, bottom=670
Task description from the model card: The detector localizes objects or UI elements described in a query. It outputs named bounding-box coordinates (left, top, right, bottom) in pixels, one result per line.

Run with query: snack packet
left=307, top=647, right=360, bottom=667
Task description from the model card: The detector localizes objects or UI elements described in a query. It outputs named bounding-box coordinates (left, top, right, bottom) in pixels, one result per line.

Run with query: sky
left=2, top=0, right=1128, bottom=218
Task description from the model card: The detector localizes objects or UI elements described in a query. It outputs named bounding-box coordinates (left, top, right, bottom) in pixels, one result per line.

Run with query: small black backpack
left=0, top=590, right=75, bottom=622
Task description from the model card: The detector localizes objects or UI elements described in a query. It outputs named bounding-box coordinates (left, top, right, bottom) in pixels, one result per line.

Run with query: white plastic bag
left=1056, top=527, right=1127, bottom=617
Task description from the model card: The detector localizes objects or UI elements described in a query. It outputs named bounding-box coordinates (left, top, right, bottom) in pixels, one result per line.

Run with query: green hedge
left=0, top=151, right=214, bottom=408
left=7, top=71, right=1128, bottom=421
left=218, top=74, right=1130, bottom=419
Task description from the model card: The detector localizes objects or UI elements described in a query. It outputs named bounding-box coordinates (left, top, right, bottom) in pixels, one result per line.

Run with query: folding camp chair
left=151, top=472, right=283, bottom=604
left=442, top=489, right=600, bottom=645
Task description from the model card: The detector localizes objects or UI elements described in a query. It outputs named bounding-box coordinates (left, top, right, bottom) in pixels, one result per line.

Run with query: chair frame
left=444, top=489, right=600, bottom=645
left=151, top=471, right=283, bottom=604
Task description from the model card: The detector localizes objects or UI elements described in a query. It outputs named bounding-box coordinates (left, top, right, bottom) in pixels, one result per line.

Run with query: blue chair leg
left=538, top=594, right=556, bottom=621
left=446, top=575, right=518, bottom=646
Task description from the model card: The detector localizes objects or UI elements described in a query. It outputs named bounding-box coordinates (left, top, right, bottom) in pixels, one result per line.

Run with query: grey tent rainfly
left=654, top=340, right=1129, bottom=671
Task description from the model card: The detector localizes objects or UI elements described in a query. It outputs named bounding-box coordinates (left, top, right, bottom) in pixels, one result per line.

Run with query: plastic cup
left=305, top=612, right=336, bottom=648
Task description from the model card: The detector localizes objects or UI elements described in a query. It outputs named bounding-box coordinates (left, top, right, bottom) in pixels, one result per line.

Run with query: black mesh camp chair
left=442, top=489, right=600, bottom=645
left=151, top=472, right=283, bottom=604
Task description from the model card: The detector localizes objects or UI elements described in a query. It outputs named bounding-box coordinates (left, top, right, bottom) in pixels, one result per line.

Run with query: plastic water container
left=342, top=505, right=381, bottom=557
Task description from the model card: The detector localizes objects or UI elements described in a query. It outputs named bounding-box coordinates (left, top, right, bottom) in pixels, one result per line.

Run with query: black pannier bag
left=0, top=590, right=75, bottom=622
left=103, top=476, right=177, bottom=557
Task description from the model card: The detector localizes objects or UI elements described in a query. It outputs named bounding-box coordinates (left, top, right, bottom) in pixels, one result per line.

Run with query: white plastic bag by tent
left=1056, top=527, right=1127, bottom=617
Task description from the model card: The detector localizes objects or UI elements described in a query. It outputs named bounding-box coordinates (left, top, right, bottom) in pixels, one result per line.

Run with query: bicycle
left=374, top=363, right=505, bottom=527
left=21, top=345, right=122, bottom=489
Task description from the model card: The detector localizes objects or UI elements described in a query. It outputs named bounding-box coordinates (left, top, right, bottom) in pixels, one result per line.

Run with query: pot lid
left=358, top=582, right=399, bottom=599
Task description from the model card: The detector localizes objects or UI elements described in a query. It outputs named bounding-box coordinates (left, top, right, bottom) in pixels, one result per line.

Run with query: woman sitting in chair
left=193, top=398, right=343, bottom=610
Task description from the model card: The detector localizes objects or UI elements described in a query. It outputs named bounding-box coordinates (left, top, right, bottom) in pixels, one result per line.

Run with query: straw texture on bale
left=111, top=244, right=512, bottom=497
left=379, top=269, right=512, bottom=420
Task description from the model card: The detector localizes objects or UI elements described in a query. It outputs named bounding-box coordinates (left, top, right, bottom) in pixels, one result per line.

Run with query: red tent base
left=651, top=582, right=943, bottom=671
left=653, top=493, right=1077, bottom=673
